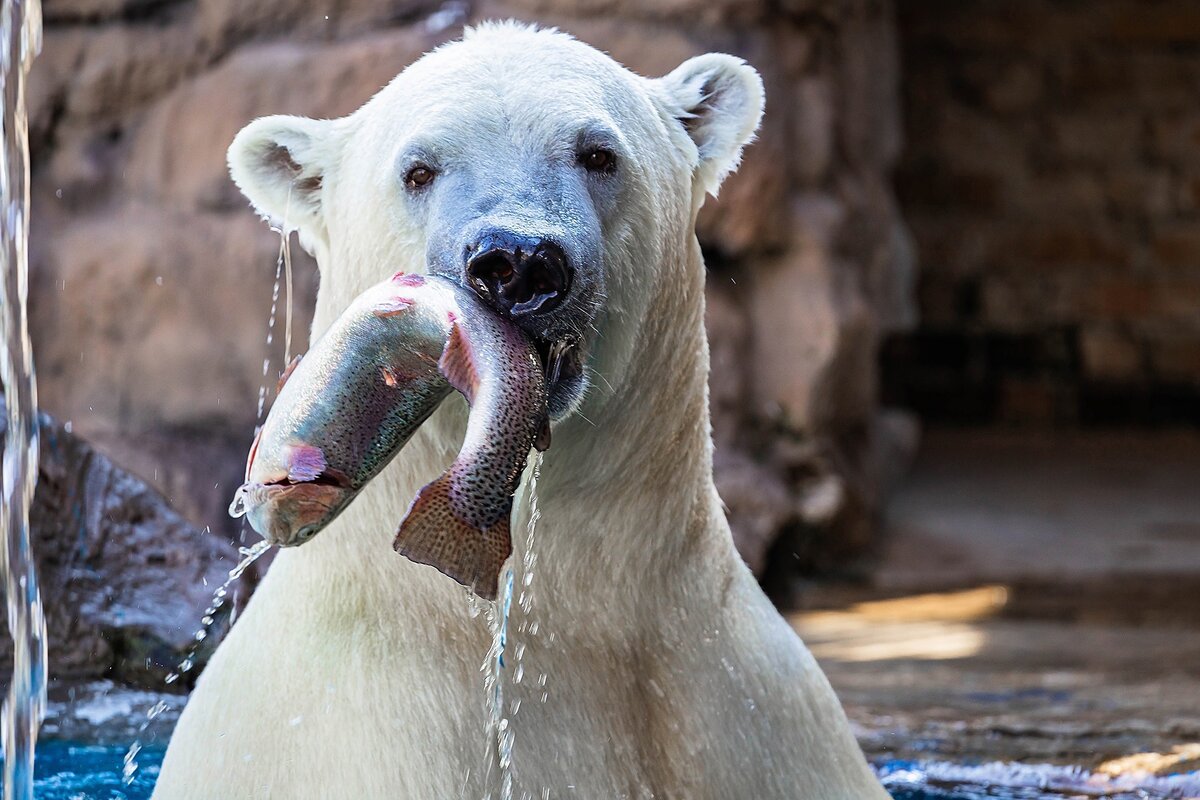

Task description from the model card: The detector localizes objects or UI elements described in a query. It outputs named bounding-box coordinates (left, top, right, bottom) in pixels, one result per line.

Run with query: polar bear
left=154, top=22, right=890, bottom=800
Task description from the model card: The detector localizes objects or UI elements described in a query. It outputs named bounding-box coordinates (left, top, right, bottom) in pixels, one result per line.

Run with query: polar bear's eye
left=405, top=165, right=436, bottom=189
left=581, top=148, right=616, bottom=174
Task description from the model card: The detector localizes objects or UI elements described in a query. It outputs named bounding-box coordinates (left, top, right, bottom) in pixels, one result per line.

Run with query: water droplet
left=123, top=538, right=273, bottom=779
left=228, top=486, right=248, bottom=518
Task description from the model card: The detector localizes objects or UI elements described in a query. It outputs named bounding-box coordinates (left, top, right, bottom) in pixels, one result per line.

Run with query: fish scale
left=233, top=272, right=550, bottom=599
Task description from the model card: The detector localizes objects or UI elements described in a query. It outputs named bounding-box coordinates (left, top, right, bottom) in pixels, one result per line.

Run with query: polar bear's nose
left=465, top=231, right=572, bottom=318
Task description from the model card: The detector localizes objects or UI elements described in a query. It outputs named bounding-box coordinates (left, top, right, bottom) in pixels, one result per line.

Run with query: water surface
left=19, top=743, right=1200, bottom=799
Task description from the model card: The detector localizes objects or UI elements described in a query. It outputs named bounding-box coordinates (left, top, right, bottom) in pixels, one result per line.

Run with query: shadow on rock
left=0, top=410, right=243, bottom=692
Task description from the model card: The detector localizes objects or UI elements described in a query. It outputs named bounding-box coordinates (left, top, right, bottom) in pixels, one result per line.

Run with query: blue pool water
left=20, top=742, right=1200, bottom=799
left=25, top=741, right=163, bottom=799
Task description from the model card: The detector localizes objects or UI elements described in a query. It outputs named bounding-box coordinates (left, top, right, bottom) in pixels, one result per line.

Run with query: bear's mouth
left=534, top=337, right=586, bottom=420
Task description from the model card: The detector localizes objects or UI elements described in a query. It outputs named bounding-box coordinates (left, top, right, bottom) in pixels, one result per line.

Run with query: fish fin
left=276, top=354, right=303, bottom=394
left=393, top=473, right=511, bottom=601
left=439, top=322, right=480, bottom=404
left=534, top=417, right=551, bottom=452
left=374, top=296, right=415, bottom=318
left=285, top=444, right=327, bottom=483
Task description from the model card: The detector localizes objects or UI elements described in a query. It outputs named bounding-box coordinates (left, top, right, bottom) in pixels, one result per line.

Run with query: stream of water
left=121, top=226, right=294, bottom=786
left=120, top=540, right=272, bottom=786
left=476, top=451, right=544, bottom=800
left=0, top=1, right=44, bottom=797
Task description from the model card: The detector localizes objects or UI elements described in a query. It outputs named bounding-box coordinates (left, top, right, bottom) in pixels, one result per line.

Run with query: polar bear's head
left=229, top=23, right=763, bottom=422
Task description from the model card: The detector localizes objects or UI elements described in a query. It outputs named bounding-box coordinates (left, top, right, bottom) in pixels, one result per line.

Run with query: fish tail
left=393, top=473, right=511, bottom=601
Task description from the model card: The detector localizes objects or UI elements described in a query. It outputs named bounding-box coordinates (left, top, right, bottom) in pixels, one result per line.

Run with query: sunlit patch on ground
left=790, top=586, right=1008, bottom=662
left=1098, top=743, right=1200, bottom=779
left=788, top=581, right=1200, bottom=797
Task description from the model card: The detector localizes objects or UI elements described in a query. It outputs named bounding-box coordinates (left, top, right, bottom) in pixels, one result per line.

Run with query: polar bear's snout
left=460, top=225, right=588, bottom=420
left=414, top=140, right=606, bottom=420
left=465, top=230, right=572, bottom=319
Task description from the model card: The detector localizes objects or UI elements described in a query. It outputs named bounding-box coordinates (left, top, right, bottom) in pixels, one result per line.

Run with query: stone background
left=26, top=0, right=916, bottom=592
left=0, top=413, right=237, bottom=689
left=885, top=0, right=1200, bottom=428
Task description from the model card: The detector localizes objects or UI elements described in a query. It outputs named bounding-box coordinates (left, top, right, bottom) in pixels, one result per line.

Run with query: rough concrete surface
left=796, top=587, right=1200, bottom=771
left=790, top=430, right=1200, bottom=775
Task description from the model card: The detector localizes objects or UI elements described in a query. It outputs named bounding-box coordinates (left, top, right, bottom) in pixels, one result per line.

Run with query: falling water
left=515, top=453, right=546, bottom=707
left=123, top=211, right=292, bottom=784
left=488, top=567, right=516, bottom=800
left=0, top=1, right=43, bottom=797
left=121, top=539, right=272, bottom=784
left=255, top=225, right=295, bottom=424
left=478, top=452, right=543, bottom=800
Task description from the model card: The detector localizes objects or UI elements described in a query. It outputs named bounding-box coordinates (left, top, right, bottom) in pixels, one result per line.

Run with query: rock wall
left=887, top=0, right=1200, bottom=427
left=1, top=412, right=239, bottom=690
left=28, top=0, right=914, bottom=586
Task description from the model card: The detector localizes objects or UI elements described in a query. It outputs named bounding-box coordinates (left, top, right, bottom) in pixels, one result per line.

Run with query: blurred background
left=9, top=0, right=1200, bottom=778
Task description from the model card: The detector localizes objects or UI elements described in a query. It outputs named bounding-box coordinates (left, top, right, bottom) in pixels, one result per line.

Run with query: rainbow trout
left=231, top=271, right=549, bottom=599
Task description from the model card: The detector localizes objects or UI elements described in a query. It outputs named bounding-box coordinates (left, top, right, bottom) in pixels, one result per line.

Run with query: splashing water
left=121, top=539, right=272, bottom=784
left=0, top=1, right=44, bottom=797
left=123, top=217, right=291, bottom=783
left=515, top=454, right=546, bottom=707
left=878, top=759, right=1200, bottom=799
left=489, top=568, right=516, bottom=800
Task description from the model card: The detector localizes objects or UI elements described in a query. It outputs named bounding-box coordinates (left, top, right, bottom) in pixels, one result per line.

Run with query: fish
left=231, top=271, right=550, bottom=599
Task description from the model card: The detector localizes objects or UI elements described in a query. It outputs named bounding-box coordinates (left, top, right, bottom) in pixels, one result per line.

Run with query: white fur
left=653, top=53, right=766, bottom=196
left=155, top=23, right=889, bottom=799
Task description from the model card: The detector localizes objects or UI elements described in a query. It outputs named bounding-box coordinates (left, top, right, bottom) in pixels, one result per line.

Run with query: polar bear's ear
left=228, top=115, right=339, bottom=237
left=654, top=53, right=765, bottom=196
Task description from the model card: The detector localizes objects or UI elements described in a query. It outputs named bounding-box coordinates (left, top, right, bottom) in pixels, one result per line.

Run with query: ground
left=793, top=429, right=1200, bottom=776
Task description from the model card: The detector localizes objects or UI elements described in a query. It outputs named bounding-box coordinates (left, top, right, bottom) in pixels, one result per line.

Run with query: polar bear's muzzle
left=418, top=154, right=604, bottom=422
left=456, top=228, right=590, bottom=420
left=465, top=230, right=572, bottom=319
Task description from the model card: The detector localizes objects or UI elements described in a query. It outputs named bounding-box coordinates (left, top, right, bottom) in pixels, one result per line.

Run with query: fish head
left=235, top=481, right=351, bottom=547
left=235, top=439, right=353, bottom=546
